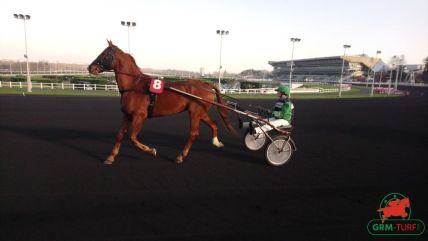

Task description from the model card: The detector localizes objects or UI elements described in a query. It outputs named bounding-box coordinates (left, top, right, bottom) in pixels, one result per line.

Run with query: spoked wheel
left=243, top=130, right=266, bottom=151
left=265, top=135, right=293, bottom=166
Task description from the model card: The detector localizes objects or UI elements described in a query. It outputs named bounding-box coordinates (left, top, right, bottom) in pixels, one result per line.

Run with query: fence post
left=62, top=82, right=64, bottom=90
left=51, top=83, right=54, bottom=89
left=72, top=83, right=75, bottom=90
left=0, top=81, right=2, bottom=88
left=41, top=82, right=43, bottom=89
left=9, top=81, right=12, bottom=88
left=95, top=84, right=97, bottom=91
left=19, top=82, right=22, bottom=88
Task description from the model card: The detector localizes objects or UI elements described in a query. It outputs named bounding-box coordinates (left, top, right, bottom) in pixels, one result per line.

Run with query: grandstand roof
left=342, top=55, right=380, bottom=69
left=269, top=55, right=381, bottom=69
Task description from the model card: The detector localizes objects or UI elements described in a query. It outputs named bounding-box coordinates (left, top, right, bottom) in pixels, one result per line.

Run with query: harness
left=118, top=76, right=159, bottom=118
left=147, top=92, right=157, bottom=118
left=117, top=74, right=147, bottom=95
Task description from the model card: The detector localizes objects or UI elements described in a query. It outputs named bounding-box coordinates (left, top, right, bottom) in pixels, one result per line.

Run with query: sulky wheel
left=264, top=135, right=293, bottom=166
left=243, top=130, right=266, bottom=151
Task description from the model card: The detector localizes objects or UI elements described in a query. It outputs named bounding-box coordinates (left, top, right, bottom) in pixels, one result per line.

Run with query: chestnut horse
left=88, top=41, right=234, bottom=164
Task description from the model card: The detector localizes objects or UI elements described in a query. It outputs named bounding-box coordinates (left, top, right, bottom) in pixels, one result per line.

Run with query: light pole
left=376, top=51, right=382, bottom=87
left=394, top=57, right=401, bottom=91
left=399, top=61, right=404, bottom=83
left=339, top=44, right=351, bottom=97
left=388, top=56, right=396, bottom=95
left=370, top=50, right=381, bottom=96
left=13, top=13, right=32, bottom=92
left=121, top=21, right=136, bottom=54
left=289, top=38, right=301, bottom=94
left=216, top=30, right=229, bottom=91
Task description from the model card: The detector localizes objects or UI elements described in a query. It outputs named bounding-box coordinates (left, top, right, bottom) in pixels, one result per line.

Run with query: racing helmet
left=275, top=85, right=290, bottom=95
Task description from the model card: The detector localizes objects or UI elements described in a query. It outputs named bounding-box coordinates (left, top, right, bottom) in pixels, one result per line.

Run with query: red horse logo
left=377, top=197, right=410, bottom=223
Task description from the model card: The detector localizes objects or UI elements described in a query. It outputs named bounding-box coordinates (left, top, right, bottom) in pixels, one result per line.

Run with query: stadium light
left=370, top=50, right=381, bottom=96
left=13, top=13, right=32, bottom=92
left=394, top=56, right=404, bottom=91
left=377, top=51, right=383, bottom=88
left=388, top=55, right=396, bottom=95
left=121, top=21, right=136, bottom=54
left=289, top=38, right=301, bottom=95
left=394, top=56, right=402, bottom=91
left=217, top=29, right=229, bottom=91
left=338, top=44, right=351, bottom=97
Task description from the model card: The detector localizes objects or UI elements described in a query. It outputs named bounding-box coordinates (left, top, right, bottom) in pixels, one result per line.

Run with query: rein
left=117, top=73, right=147, bottom=95
left=105, top=70, right=148, bottom=94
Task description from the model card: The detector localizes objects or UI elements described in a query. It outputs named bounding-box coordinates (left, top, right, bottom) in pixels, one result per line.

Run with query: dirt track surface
left=1, top=93, right=427, bottom=241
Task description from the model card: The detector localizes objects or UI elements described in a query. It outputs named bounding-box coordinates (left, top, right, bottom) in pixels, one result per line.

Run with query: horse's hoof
left=104, top=158, right=114, bottom=165
left=152, top=148, right=157, bottom=157
left=176, top=156, right=184, bottom=164
left=212, top=137, right=224, bottom=148
left=104, top=156, right=115, bottom=164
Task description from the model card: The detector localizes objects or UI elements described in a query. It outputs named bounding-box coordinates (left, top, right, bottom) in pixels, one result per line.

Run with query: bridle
left=91, top=46, right=117, bottom=72
left=91, top=46, right=149, bottom=94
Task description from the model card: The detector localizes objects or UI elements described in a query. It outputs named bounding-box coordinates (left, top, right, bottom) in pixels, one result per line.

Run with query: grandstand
left=269, top=55, right=384, bottom=82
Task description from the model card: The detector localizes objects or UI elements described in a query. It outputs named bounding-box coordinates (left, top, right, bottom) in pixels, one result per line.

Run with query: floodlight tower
left=370, top=50, right=381, bottom=96
left=13, top=13, right=32, bottom=92
left=216, top=30, right=229, bottom=91
left=121, top=21, right=136, bottom=54
left=377, top=51, right=383, bottom=87
left=394, top=56, right=403, bottom=91
left=289, top=38, right=301, bottom=95
left=388, top=56, right=397, bottom=95
left=339, top=44, right=351, bottom=97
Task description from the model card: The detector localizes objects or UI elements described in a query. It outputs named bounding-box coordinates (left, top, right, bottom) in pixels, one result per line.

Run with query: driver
left=245, top=85, right=294, bottom=134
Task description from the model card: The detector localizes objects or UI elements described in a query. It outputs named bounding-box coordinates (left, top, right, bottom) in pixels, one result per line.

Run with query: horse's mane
left=118, top=48, right=138, bottom=68
left=117, top=47, right=151, bottom=78
left=128, top=54, right=138, bottom=67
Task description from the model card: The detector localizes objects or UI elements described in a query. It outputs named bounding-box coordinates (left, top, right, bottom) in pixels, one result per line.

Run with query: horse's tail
left=213, top=85, right=237, bottom=136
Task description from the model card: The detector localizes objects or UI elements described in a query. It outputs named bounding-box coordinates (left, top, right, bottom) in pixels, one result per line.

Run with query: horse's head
left=401, top=197, right=410, bottom=207
left=88, top=40, right=118, bottom=75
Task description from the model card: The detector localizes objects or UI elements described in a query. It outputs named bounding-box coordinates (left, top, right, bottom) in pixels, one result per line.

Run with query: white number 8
left=152, top=79, right=162, bottom=90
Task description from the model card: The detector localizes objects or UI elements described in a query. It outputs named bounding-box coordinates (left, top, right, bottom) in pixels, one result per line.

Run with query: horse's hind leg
left=105, top=114, right=130, bottom=164
left=201, top=114, right=224, bottom=148
left=129, top=114, right=157, bottom=157
left=176, top=113, right=200, bottom=164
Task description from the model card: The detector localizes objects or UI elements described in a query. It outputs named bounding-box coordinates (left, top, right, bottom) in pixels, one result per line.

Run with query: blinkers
left=90, top=46, right=117, bottom=72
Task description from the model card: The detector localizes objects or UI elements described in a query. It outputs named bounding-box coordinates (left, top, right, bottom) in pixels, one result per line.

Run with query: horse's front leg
left=105, top=114, right=130, bottom=164
left=129, top=114, right=157, bottom=157
left=176, top=114, right=200, bottom=164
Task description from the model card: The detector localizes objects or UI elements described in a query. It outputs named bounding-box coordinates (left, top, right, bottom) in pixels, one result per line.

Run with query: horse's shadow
left=0, top=124, right=262, bottom=165
left=141, top=127, right=265, bottom=165
left=0, top=124, right=115, bottom=163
